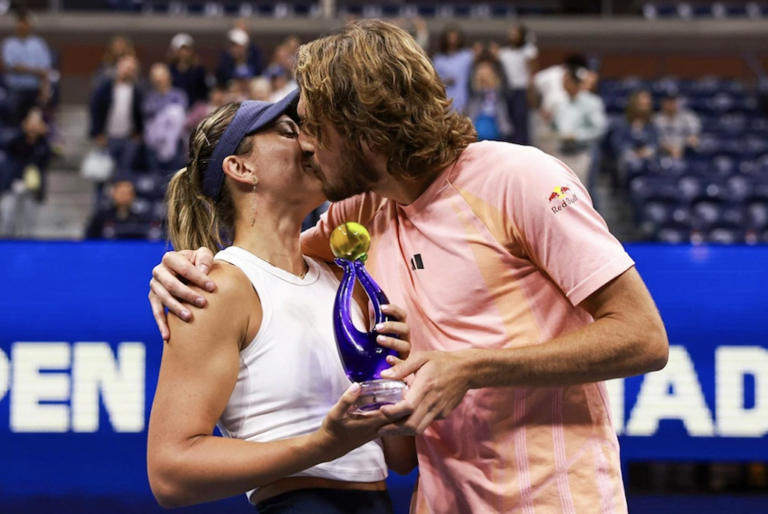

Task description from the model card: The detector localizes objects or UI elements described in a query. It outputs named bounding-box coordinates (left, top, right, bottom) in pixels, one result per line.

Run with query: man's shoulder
left=455, top=142, right=557, bottom=186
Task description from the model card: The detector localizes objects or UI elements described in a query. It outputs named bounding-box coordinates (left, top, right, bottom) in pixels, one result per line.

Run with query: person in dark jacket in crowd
left=85, top=177, right=158, bottom=240
left=168, top=33, right=209, bottom=108
left=0, top=107, right=51, bottom=238
left=89, top=55, right=144, bottom=174
left=215, top=28, right=263, bottom=87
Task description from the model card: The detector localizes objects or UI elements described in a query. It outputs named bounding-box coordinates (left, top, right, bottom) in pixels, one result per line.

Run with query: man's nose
left=298, top=131, right=316, bottom=155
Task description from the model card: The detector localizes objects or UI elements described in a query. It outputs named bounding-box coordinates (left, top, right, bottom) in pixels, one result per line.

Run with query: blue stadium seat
left=727, top=174, right=753, bottom=202
left=746, top=201, right=768, bottom=230
left=656, top=223, right=692, bottom=244
left=624, top=158, right=661, bottom=183
left=658, top=157, right=689, bottom=177
left=134, top=174, right=168, bottom=200
left=638, top=201, right=692, bottom=239
left=628, top=175, right=680, bottom=204
left=691, top=200, right=728, bottom=229
left=153, top=200, right=167, bottom=221
left=132, top=197, right=153, bottom=217
left=678, top=175, right=730, bottom=203
left=707, top=226, right=746, bottom=244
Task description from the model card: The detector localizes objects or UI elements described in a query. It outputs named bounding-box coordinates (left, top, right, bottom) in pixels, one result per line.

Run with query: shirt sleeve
left=688, top=111, right=701, bottom=136
left=524, top=44, right=539, bottom=60
left=500, top=146, right=635, bottom=305
left=300, top=193, right=385, bottom=263
left=37, top=39, right=52, bottom=70
left=2, top=39, right=17, bottom=67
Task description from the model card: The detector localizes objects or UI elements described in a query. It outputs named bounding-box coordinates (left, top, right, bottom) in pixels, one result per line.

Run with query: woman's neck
left=232, top=210, right=308, bottom=277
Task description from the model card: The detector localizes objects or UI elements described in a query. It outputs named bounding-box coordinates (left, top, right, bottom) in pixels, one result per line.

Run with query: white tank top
left=213, top=246, right=387, bottom=503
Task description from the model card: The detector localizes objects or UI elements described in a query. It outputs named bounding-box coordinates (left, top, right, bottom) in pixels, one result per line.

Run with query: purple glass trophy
left=330, top=222, right=407, bottom=412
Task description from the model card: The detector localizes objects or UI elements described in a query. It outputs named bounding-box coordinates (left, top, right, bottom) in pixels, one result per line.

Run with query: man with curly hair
left=150, top=20, right=668, bottom=514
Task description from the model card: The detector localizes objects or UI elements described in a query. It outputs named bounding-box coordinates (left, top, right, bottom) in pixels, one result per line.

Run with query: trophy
left=330, top=222, right=407, bottom=412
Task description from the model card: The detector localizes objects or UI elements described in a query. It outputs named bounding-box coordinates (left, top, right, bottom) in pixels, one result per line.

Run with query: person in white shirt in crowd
left=531, top=54, right=597, bottom=155
left=432, top=24, right=475, bottom=113
left=552, top=65, right=607, bottom=188
left=653, top=90, right=701, bottom=159
left=1, top=8, right=53, bottom=125
left=495, top=24, right=538, bottom=145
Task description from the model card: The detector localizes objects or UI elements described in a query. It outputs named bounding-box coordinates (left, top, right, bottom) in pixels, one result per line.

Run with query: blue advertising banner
left=0, top=242, right=765, bottom=513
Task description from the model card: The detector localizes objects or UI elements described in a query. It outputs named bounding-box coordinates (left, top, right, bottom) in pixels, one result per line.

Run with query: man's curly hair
left=294, top=19, right=476, bottom=182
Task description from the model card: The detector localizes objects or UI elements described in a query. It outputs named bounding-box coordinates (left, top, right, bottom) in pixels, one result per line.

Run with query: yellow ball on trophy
left=330, top=222, right=371, bottom=261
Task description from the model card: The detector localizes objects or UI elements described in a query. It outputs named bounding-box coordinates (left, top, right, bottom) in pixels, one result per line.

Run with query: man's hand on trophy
left=376, top=304, right=411, bottom=360
left=149, top=247, right=216, bottom=341
left=376, top=350, right=475, bottom=436
left=316, top=382, right=409, bottom=460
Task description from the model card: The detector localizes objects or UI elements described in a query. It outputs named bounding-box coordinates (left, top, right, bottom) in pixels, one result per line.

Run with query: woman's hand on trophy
left=375, top=304, right=411, bottom=360
left=316, top=383, right=407, bottom=460
left=149, top=247, right=216, bottom=340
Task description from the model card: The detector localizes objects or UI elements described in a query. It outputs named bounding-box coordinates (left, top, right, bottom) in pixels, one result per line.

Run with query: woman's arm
left=147, top=262, right=398, bottom=508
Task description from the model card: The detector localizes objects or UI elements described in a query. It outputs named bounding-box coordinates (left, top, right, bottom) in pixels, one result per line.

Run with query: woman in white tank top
left=146, top=91, right=417, bottom=513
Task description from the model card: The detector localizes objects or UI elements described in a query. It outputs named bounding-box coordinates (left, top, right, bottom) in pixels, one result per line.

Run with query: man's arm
left=378, top=144, right=668, bottom=435
left=380, top=267, right=668, bottom=435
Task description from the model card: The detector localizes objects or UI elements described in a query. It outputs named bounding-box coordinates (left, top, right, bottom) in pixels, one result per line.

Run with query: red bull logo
left=548, top=185, right=578, bottom=214
left=548, top=186, right=571, bottom=202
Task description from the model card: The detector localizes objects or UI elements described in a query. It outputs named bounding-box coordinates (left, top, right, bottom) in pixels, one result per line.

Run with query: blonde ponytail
left=164, top=103, right=252, bottom=252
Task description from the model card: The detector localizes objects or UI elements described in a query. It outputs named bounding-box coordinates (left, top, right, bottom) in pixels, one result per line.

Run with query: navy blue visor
left=203, top=88, right=300, bottom=201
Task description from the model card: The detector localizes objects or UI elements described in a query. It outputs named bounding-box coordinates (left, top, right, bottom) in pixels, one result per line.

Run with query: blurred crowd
left=84, top=19, right=308, bottom=241
left=0, top=8, right=57, bottom=238
left=0, top=11, right=757, bottom=244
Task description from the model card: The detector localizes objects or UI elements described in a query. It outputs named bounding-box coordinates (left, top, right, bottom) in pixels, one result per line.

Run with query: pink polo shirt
left=302, top=141, right=633, bottom=514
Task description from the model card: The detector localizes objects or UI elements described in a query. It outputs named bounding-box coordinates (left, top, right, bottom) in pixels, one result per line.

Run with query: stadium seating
left=601, top=76, right=768, bottom=244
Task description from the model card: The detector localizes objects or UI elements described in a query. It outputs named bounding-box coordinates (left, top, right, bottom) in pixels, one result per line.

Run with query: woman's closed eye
left=276, top=121, right=299, bottom=139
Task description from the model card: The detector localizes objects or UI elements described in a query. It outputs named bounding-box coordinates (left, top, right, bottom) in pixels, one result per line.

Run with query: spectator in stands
left=266, top=64, right=297, bottom=103
left=228, top=66, right=255, bottom=103
left=215, top=27, right=263, bottom=87
left=1, top=8, right=53, bottom=126
left=531, top=54, right=595, bottom=155
left=0, top=107, right=51, bottom=238
left=552, top=65, right=607, bottom=188
left=432, top=24, right=475, bottom=113
left=185, top=85, right=228, bottom=135
left=168, top=33, right=210, bottom=109
left=143, top=63, right=188, bottom=173
left=496, top=24, right=538, bottom=145
left=93, top=35, right=135, bottom=89
left=249, top=77, right=272, bottom=101
left=611, top=90, right=659, bottom=168
left=466, top=60, right=512, bottom=142
left=90, top=54, right=144, bottom=174
left=85, top=177, right=157, bottom=240
left=654, top=90, right=701, bottom=159
left=282, top=35, right=302, bottom=56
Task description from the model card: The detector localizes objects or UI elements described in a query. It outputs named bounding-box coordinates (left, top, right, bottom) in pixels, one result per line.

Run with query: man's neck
left=372, top=166, right=445, bottom=206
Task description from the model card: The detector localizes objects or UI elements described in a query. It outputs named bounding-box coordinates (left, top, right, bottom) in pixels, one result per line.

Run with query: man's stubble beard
left=314, top=143, right=381, bottom=203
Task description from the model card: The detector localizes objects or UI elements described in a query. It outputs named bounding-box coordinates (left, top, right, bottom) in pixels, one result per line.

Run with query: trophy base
left=354, top=379, right=407, bottom=413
